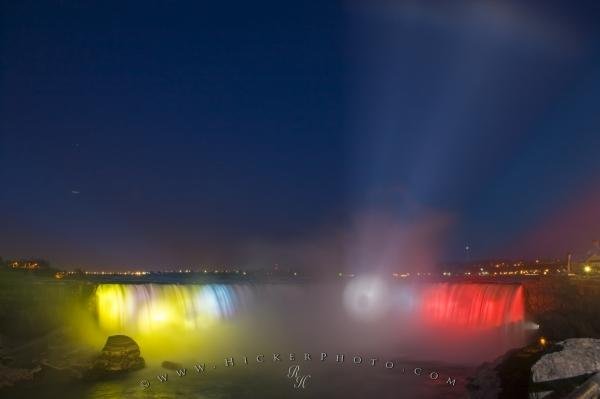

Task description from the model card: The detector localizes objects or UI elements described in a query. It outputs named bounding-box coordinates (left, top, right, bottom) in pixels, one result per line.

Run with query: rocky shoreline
left=468, top=338, right=600, bottom=398
left=0, top=330, right=145, bottom=390
left=468, top=342, right=546, bottom=398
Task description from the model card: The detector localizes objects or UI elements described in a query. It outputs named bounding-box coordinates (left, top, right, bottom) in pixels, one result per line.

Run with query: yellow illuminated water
left=95, top=284, right=248, bottom=332
left=93, top=284, right=256, bottom=360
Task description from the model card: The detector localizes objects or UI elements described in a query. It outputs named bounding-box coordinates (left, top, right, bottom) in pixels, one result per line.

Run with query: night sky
left=1, top=1, right=600, bottom=270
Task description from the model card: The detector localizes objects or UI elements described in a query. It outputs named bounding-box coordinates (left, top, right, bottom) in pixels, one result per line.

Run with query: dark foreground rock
left=0, top=364, right=42, bottom=388
left=85, top=335, right=144, bottom=379
left=468, top=343, right=546, bottom=399
left=530, top=338, right=600, bottom=398
left=469, top=339, right=600, bottom=399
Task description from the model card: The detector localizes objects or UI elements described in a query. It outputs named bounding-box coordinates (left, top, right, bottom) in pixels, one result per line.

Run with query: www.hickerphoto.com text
left=145, top=352, right=457, bottom=388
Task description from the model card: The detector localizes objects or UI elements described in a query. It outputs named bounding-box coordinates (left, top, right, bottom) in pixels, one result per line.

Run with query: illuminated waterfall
left=94, top=282, right=528, bottom=364
left=96, top=282, right=526, bottom=336
left=95, top=284, right=253, bottom=333
left=345, top=280, right=526, bottom=330
left=419, top=283, right=525, bottom=329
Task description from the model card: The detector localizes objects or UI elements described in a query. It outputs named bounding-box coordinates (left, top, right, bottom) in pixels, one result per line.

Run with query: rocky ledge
left=0, top=364, right=42, bottom=389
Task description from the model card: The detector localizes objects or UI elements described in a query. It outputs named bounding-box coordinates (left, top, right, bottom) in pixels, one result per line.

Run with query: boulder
left=86, top=335, right=144, bottom=379
left=530, top=338, right=600, bottom=398
left=532, top=339, right=600, bottom=382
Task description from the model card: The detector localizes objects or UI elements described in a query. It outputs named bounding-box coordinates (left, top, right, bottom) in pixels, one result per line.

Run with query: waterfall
left=95, top=282, right=526, bottom=334
left=418, top=283, right=525, bottom=329
left=93, top=281, right=529, bottom=364
left=95, top=284, right=254, bottom=333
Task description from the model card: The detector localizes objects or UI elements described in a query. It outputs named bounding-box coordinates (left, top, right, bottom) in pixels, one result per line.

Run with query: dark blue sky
left=1, top=1, right=600, bottom=270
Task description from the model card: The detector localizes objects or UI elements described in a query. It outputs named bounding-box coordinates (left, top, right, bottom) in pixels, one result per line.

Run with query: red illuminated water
left=419, top=283, right=525, bottom=329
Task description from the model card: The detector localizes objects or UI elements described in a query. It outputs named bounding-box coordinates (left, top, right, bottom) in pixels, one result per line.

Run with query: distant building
left=582, top=254, right=600, bottom=274
left=7, top=259, right=50, bottom=271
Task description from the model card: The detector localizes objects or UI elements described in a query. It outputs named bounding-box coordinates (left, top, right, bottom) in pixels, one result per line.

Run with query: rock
left=161, top=360, right=183, bottom=370
left=532, top=339, right=600, bottom=383
left=0, top=364, right=42, bottom=388
left=467, top=360, right=502, bottom=399
left=529, top=338, right=600, bottom=398
left=525, top=278, right=600, bottom=340
left=467, top=343, right=547, bottom=399
left=85, top=335, right=144, bottom=379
